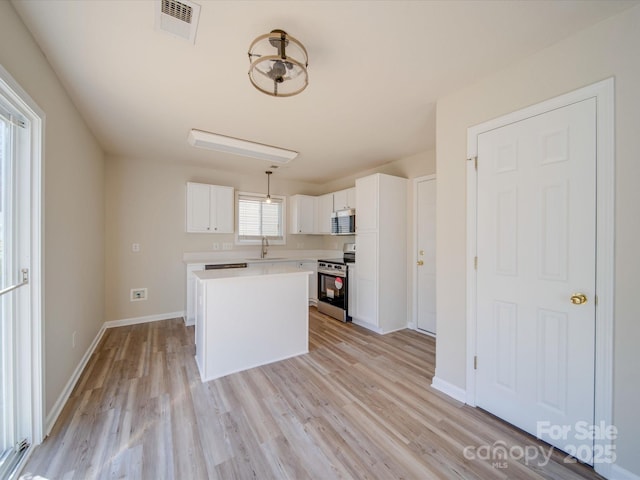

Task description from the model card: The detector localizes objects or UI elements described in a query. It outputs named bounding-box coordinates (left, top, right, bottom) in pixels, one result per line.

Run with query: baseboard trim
left=352, top=318, right=383, bottom=334
left=104, top=311, right=185, bottom=329
left=45, top=324, right=106, bottom=434
left=431, top=376, right=467, bottom=403
left=609, top=464, right=640, bottom=480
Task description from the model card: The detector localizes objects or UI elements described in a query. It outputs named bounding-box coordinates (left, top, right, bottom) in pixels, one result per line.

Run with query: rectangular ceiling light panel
left=156, top=0, right=201, bottom=43
left=187, top=129, right=298, bottom=164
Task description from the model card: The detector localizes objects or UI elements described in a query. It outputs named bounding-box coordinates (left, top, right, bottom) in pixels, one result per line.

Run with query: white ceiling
left=11, top=0, right=638, bottom=184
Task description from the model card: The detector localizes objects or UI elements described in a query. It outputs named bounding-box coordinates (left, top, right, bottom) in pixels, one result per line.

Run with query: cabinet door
left=212, top=185, right=234, bottom=233
left=187, top=182, right=212, bottom=232
left=186, top=264, right=204, bottom=325
left=355, top=175, right=378, bottom=231
left=194, top=278, right=205, bottom=369
left=290, top=195, right=316, bottom=234
left=355, top=232, right=378, bottom=326
left=333, top=189, right=347, bottom=211
left=346, top=187, right=356, bottom=210
left=316, top=194, right=334, bottom=234
left=187, top=183, right=234, bottom=233
left=299, top=261, right=318, bottom=303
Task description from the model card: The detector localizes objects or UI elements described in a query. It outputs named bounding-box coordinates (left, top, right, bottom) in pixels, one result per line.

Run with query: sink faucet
left=261, top=236, right=269, bottom=259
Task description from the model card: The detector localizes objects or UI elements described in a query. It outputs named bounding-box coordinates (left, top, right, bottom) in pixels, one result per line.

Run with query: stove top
left=318, top=257, right=355, bottom=265
left=319, top=258, right=346, bottom=264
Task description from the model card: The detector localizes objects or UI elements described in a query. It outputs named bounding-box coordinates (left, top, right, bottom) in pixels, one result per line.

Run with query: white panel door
left=476, top=98, right=596, bottom=464
left=416, top=177, right=436, bottom=334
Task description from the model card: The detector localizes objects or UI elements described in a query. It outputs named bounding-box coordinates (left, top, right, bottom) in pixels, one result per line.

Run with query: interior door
left=475, top=98, right=596, bottom=464
left=416, top=176, right=436, bottom=334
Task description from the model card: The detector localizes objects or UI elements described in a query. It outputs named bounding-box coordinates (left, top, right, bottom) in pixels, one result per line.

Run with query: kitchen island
left=193, top=265, right=312, bottom=382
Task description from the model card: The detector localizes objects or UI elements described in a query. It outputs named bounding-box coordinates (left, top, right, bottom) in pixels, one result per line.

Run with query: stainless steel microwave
left=331, top=209, right=355, bottom=235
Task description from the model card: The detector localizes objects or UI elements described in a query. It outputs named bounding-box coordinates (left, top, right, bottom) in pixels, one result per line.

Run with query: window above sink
left=236, top=192, right=286, bottom=245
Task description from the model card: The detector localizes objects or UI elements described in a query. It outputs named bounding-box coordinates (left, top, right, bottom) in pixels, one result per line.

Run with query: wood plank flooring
left=21, top=309, right=603, bottom=479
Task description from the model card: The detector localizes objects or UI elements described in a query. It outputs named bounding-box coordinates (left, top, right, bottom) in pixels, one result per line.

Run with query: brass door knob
left=417, top=260, right=424, bottom=266
left=570, top=293, right=587, bottom=305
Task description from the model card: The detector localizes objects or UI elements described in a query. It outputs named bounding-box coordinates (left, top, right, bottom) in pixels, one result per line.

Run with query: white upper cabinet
left=288, top=186, right=355, bottom=235
left=289, top=194, right=317, bottom=234
left=316, top=193, right=334, bottom=234
left=186, top=182, right=234, bottom=233
left=333, top=187, right=356, bottom=211
left=354, top=176, right=378, bottom=231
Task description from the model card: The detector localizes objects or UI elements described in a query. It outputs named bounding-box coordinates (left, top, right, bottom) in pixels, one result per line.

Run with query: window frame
left=235, top=191, right=287, bottom=245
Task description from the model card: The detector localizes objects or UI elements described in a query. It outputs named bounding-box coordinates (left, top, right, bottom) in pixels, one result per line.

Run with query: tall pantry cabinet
left=354, top=173, right=407, bottom=333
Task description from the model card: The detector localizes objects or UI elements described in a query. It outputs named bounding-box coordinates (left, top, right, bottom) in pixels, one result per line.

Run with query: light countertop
left=183, top=249, right=341, bottom=265
left=194, top=265, right=313, bottom=281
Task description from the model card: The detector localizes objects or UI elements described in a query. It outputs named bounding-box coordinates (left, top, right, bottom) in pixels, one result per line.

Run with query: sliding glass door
left=0, top=70, right=41, bottom=479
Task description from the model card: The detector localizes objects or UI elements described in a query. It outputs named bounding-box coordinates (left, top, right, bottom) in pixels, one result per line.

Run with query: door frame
left=412, top=174, right=436, bottom=335
left=465, top=78, right=614, bottom=477
left=0, top=65, right=45, bottom=450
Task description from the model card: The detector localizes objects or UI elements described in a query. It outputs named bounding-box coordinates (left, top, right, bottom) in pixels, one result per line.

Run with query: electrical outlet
left=212, top=242, right=220, bottom=250
left=132, top=243, right=141, bottom=252
left=130, top=288, right=147, bottom=302
left=222, top=242, right=233, bottom=250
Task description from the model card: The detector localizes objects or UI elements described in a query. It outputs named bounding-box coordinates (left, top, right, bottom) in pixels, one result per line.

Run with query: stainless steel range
left=317, top=243, right=355, bottom=322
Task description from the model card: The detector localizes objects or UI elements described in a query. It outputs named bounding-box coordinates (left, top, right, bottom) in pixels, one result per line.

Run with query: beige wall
left=0, top=2, right=105, bottom=416
left=105, top=156, right=327, bottom=321
left=435, top=5, right=640, bottom=475
left=106, top=149, right=435, bottom=324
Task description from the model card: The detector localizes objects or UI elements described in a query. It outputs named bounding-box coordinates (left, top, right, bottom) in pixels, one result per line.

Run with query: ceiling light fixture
left=187, top=129, right=298, bottom=164
left=265, top=170, right=273, bottom=203
left=248, top=29, right=309, bottom=97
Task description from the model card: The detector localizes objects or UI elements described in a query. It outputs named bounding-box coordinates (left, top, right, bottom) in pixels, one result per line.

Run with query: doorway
left=466, top=79, right=614, bottom=477
left=0, top=66, right=43, bottom=478
left=414, top=175, right=436, bottom=335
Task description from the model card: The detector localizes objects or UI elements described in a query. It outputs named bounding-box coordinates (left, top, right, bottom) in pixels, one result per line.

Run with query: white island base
left=194, top=266, right=311, bottom=382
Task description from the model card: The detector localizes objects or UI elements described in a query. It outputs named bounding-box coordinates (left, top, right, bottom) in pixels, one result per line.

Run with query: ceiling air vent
left=155, top=0, right=201, bottom=44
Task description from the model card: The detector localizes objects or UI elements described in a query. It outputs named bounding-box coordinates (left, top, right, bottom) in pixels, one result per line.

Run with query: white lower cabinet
left=186, top=263, right=204, bottom=326
left=354, top=232, right=378, bottom=326
left=298, top=261, right=317, bottom=305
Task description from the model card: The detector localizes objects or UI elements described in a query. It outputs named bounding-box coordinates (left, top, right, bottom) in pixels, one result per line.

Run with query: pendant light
left=265, top=170, right=273, bottom=203
left=248, top=29, right=308, bottom=97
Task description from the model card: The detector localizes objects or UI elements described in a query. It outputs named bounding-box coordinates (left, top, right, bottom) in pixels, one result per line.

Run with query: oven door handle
left=318, top=271, right=346, bottom=278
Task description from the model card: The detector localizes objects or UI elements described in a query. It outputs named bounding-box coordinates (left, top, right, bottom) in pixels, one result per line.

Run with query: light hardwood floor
left=21, top=309, right=603, bottom=479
